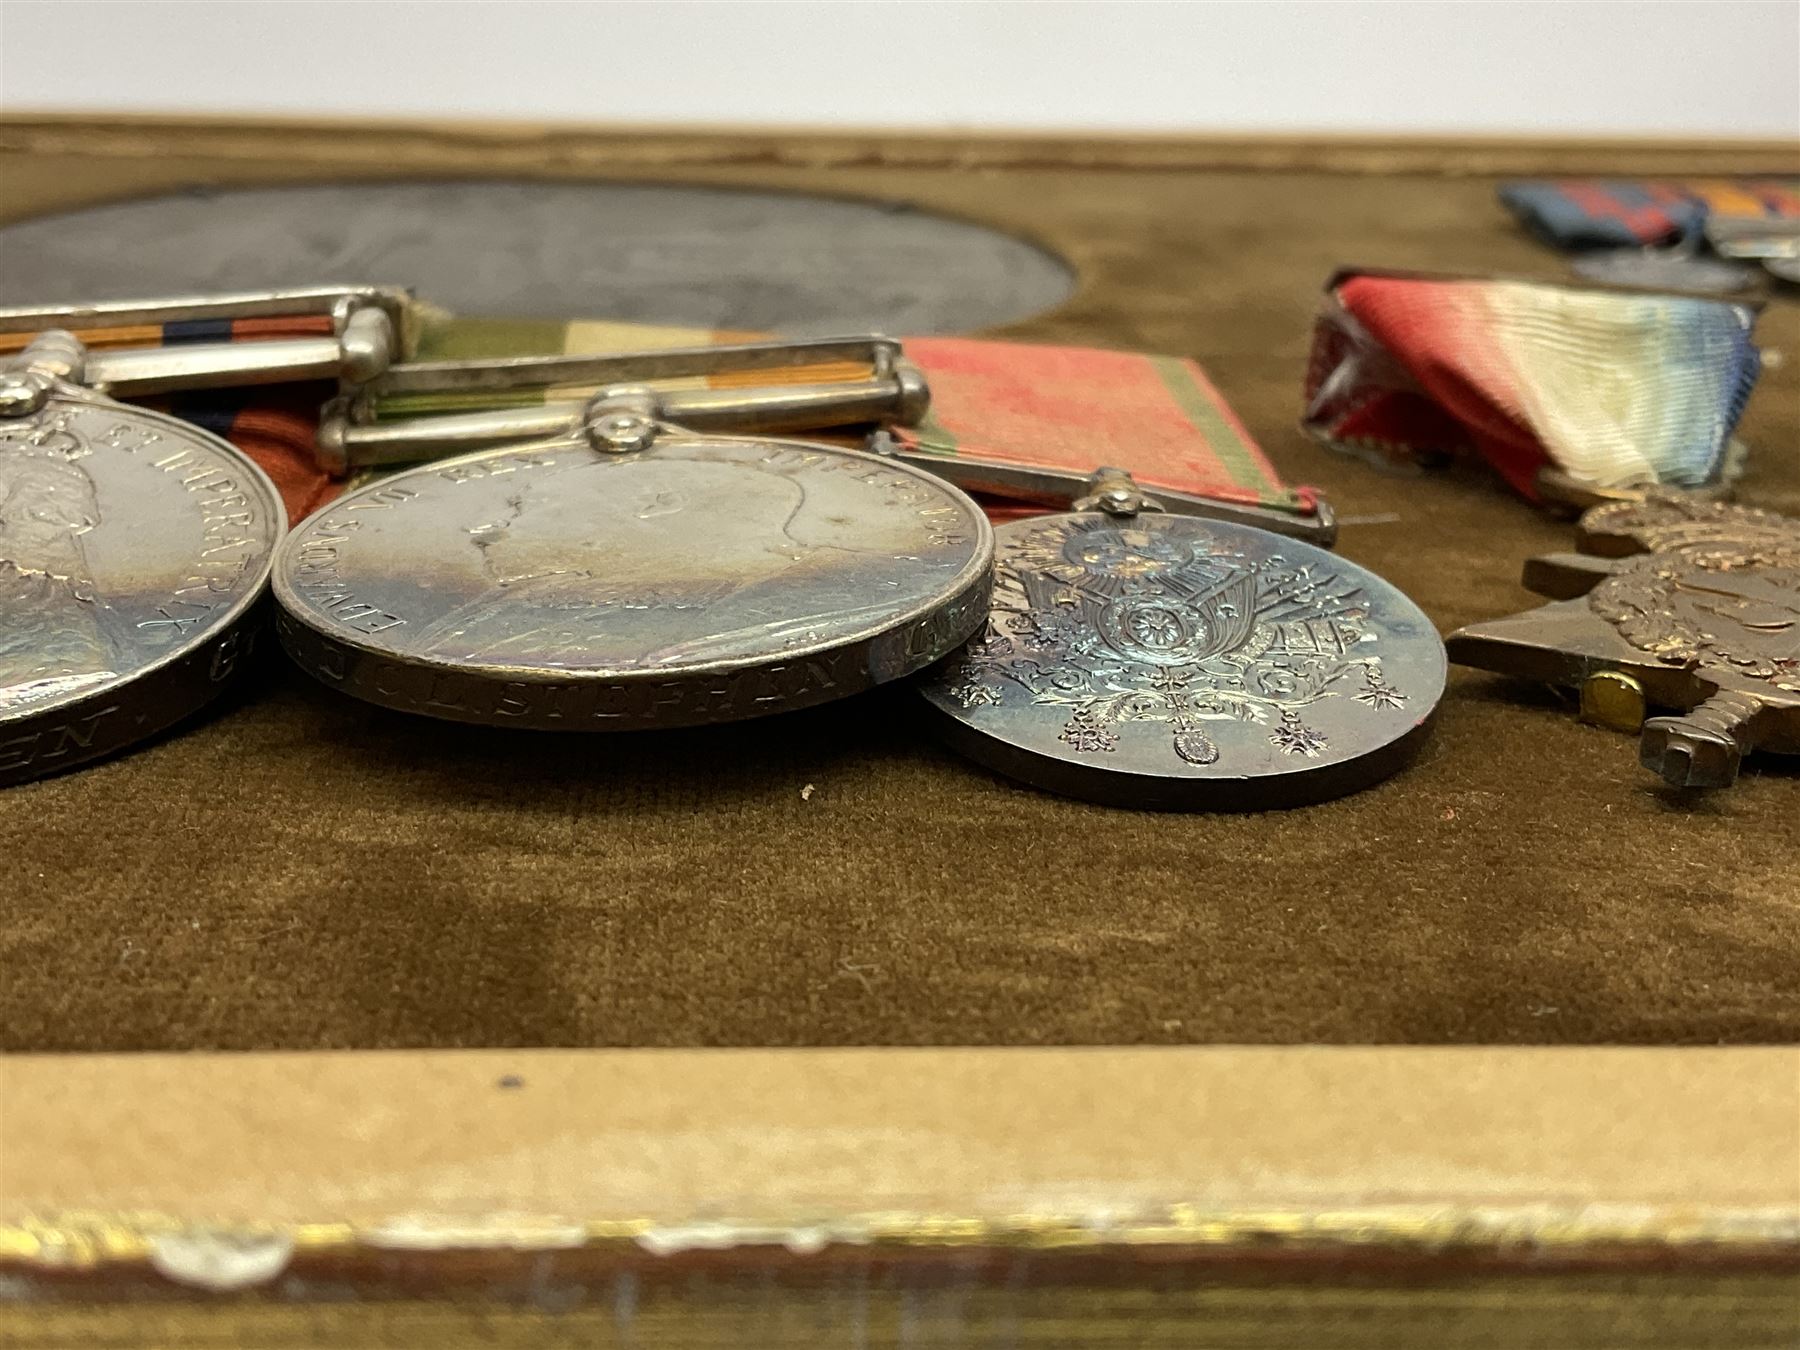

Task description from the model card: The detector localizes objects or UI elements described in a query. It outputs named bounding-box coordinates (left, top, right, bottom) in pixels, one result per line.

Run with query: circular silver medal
left=1571, top=249, right=1756, bottom=294
left=917, top=512, right=1445, bottom=809
left=0, top=393, right=281, bottom=785
left=1764, top=255, right=1800, bottom=287
left=273, top=436, right=993, bottom=729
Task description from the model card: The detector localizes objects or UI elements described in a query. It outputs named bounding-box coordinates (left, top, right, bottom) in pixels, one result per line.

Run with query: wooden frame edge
left=2, top=114, right=1797, bottom=177
left=1, top=1046, right=1795, bottom=1295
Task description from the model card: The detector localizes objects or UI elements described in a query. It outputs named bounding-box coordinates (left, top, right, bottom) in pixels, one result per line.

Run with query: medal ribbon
left=1302, top=271, right=1762, bottom=501
left=74, top=307, right=1318, bottom=529
left=1499, top=178, right=1800, bottom=250
left=399, top=317, right=1316, bottom=524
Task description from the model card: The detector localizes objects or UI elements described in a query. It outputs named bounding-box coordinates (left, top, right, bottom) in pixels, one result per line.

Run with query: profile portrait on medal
left=412, top=448, right=943, bottom=667
left=0, top=419, right=122, bottom=709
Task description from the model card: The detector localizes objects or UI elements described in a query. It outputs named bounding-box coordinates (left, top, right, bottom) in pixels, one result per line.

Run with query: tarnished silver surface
left=1571, top=249, right=1757, bottom=294
left=274, top=437, right=994, bottom=729
left=918, top=513, right=1444, bottom=809
left=0, top=393, right=281, bottom=785
left=1767, top=256, right=1800, bottom=286
left=1705, top=216, right=1800, bottom=261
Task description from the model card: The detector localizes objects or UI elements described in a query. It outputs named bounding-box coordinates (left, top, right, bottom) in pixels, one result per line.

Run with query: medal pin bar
left=273, top=336, right=995, bottom=733
left=317, top=336, right=1337, bottom=545
left=868, top=436, right=1339, bottom=545
left=312, top=335, right=927, bottom=471
left=0, top=286, right=408, bottom=397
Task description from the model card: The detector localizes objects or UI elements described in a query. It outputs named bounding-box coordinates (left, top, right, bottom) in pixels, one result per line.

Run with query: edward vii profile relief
left=411, top=454, right=933, bottom=670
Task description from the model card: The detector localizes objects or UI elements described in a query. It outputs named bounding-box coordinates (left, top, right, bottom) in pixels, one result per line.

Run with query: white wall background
left=1, top=0, right=1796, bottom=137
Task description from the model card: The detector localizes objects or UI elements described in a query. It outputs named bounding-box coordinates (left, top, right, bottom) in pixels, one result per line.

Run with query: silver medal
left=1764, top=256, right=1800, bottom=287
left=274, top=435, right=993, bottom=729
left=917, top=511, right=1444, bottom=809
left=1571, top=249, right=1756, bottom=294
left=0, top=292, right=410, bottom=784
left=0, top=384, right=281, bottom=785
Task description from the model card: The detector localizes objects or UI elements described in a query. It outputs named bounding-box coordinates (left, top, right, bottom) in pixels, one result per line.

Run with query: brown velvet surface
left=2, top=146, right=1797, bottom=1052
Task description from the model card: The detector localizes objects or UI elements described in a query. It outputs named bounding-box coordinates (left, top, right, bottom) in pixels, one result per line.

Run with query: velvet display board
left=1, top=123, right=1797, bottom=1053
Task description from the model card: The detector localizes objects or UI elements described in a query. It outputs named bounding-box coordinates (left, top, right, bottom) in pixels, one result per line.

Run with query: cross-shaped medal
left=1447, top=492, right=1800, bottom=789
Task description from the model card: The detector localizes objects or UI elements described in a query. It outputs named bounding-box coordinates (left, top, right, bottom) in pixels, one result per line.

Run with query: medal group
left=2, top=192, right=1795, bottom=807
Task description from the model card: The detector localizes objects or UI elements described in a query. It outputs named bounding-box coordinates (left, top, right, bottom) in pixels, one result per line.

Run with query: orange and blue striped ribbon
left=1499, top=179, right=1800, bottom=250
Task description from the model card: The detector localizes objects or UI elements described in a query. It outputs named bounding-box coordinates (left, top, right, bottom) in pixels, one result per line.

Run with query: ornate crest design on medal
left=273, top=433, right=993, bottom=730
left=918, top=509, right=1444, bottom=809
left=1766, top=256, right=1800, bottom=287
left=1448, top=492, right=1800, bottom=789
left=0, top=362, right=281, bottom=785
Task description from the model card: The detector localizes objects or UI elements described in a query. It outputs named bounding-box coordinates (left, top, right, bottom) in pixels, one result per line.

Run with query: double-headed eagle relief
left=942, top=515, right=1405, bottom=766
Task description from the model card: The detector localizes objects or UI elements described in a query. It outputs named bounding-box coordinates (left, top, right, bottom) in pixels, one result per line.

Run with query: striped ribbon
left=406, top=317, right=1315, bottom=522
left=0, top=314, right=335, bottom=358
left=1, top=313, right=344, bottom=525
left=159, top=390, right=341, bottom=526
left=21, top=307, right=1313, bottom=528
left=1499, top=179, right=1800, bottom=250
left=1303, top=270, right=1762, bottom=501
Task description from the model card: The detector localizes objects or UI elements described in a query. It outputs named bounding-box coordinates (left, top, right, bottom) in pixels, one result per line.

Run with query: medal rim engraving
left=916, top=511, right=1446, bottom=810
left=273, top=436, right=996, bottom=730
left=0, top=394, right=282, bottom=785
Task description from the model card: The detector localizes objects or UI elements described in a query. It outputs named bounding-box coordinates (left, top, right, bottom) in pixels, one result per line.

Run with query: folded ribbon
left=1302, top=270, right=1762, bottom=503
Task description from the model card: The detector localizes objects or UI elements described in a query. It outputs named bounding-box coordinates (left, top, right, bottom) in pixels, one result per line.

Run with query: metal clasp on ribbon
left=314, top=335, right=930, bottom=472
left=0, top=286, right=407, bottom=398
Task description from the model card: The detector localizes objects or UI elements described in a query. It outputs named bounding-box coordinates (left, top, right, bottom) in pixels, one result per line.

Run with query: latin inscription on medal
left=0, top=704, right=119, bottom=775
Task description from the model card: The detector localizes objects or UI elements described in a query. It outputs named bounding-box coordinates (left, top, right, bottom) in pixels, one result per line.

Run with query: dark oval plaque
left=0, top=180, right=1074, bottom=335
